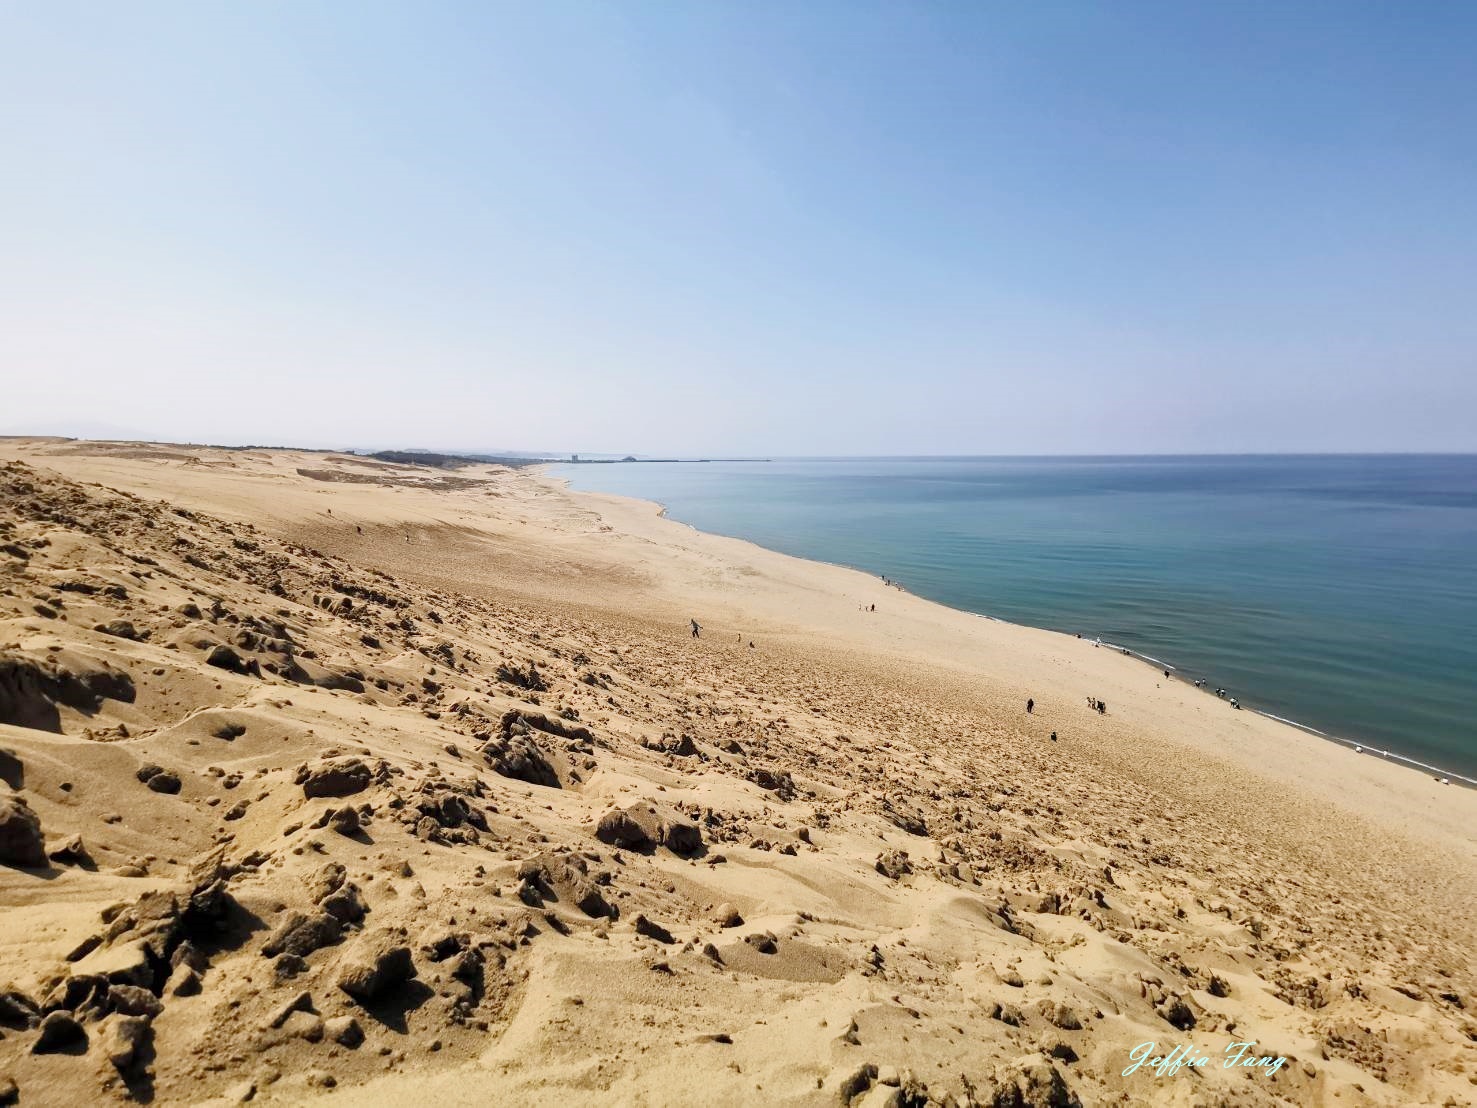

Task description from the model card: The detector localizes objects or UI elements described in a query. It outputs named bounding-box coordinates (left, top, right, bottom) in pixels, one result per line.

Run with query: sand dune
left=0, top=439, right=1472, bottom=1106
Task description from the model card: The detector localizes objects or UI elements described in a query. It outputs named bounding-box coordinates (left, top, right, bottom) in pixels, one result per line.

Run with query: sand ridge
left=0, top=439, right=1473, bottom=1106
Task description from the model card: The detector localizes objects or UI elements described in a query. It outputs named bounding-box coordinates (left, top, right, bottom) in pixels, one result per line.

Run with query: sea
left=549, top=455, right=1477, bottom=784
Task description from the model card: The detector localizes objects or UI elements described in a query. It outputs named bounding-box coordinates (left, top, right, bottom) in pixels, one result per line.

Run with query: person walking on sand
left=690, top=619, right=702, bottom=639
left=1026, top=698, right=1034, bottom=714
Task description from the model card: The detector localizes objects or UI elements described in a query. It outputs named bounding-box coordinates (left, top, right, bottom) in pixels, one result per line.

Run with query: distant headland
left=361, top=450, right=771, bottom=468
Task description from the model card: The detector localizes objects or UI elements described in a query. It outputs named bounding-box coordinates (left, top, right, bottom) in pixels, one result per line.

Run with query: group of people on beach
left=1018, top=689, right=1122, bottom=746
left=1076, top=631, right=1252, bottom=714
left=693, top=601, right=1245, bottom=749
left=1208, top=685, right=1240, bottom=707
left=690, top=619, right=755, bottom=650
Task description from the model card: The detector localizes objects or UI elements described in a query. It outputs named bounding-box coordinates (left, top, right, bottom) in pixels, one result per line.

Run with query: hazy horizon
left=4, top=2, right=1474, bottom=455
left=7, top=429, right=1476, bottom=463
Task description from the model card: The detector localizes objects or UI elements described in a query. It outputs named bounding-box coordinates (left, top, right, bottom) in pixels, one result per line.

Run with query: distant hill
left=367, top=450, right=551, bottom=469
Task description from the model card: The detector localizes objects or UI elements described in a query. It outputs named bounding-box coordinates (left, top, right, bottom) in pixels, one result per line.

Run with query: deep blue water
left=550, top=456, right=1477, bottom=781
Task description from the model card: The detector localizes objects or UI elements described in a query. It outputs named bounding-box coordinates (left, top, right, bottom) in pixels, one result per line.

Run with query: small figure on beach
left=1164, top=669, right=1170, bottom=678
left=1050, top=731, right=1057, bottom=742
left=1026, top=698, right=1034, bottom=714
left=1230, top=698, right=1241, bottom=709
left=690, top=619, right=702, bottom=639
left=1097, top=700, right=1107, bottom=714
left=356, top=525, right=362, bottom=533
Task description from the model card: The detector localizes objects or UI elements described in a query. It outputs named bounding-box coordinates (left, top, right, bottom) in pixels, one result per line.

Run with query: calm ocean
left=550, top=456, right=1477, bottom=782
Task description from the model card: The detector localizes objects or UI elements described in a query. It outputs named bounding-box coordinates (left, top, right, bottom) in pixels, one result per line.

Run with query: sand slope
left=0, top=440, right=1472, bottom=1107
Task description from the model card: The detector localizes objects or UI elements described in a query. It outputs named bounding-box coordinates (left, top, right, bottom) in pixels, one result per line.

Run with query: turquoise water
left=550, top=456, right=1477, bottom=782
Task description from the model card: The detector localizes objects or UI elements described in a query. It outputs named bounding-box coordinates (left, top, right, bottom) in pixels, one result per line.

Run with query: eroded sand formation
left=0, top=443, right=1473, bottom=1106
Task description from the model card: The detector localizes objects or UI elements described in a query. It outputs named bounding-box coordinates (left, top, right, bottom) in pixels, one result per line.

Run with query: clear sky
left=2, top=2, right=1474, bottom=456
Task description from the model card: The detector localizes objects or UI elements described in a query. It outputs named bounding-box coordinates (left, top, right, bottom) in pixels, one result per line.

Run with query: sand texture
left=0, top=439, right=1472, bottom=1107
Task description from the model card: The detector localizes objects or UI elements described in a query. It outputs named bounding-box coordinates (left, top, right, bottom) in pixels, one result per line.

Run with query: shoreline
left=524, top=463, right=1477, bottom=888
left=545, top=465, right=1477, bottom=792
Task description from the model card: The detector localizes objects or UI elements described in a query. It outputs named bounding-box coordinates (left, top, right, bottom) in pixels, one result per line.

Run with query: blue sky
left=2, top=2, right=1473, bottom=455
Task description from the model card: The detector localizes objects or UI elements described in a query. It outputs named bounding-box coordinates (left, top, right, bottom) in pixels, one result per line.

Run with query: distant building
left=571, top=453, right=579, bottom=462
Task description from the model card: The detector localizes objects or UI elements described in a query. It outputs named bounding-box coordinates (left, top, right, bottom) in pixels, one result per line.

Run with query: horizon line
left=4, top=434, right=1477, bottom=461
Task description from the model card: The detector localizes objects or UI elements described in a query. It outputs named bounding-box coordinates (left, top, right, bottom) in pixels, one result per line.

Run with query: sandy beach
left=0, top=439, right=1473, bottom=1106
